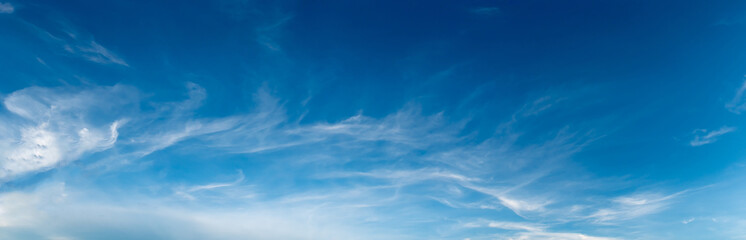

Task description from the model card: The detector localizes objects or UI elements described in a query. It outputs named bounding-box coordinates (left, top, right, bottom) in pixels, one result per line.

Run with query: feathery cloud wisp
left=24, top=19, right=128, bottom=66
left=588, top=191, right=686, bottom=223
left=726, top=78, right=746, bottom=114
left=690, top=126, right=736, bottom=146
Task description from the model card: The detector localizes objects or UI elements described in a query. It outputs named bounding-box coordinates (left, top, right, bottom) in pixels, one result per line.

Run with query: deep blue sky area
left=1, top=1, right=746, bottom=240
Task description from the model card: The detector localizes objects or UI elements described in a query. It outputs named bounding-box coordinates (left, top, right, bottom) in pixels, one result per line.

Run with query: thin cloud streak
left=726, top=78, right=746, bottom=114
left=690, top=126, right=736, bottom=146
left=587, top=190, right=688, bottom=223
left=19, top=17, right=128, bottom=66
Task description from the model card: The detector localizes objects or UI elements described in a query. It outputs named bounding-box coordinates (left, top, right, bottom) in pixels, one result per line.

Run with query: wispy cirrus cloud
left=587, top=190, right=687, bottom=223
left=256, top=14, right=293, bottom=51
left=690, top=126, right=736, bottom=146
left=22, top=18, right=128, bottom=66
left=0, top=82, right=701, bottom=239
left=174, top=170, right=248, bottom=200
left=487, top=221, right=546, bottom=232
left=726, top=78, right=746, bottom=114
left=73, top=40, right=128, bottom=66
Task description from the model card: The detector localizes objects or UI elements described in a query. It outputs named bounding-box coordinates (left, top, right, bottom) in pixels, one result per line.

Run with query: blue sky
left=1, top=0, right=746, bottom=239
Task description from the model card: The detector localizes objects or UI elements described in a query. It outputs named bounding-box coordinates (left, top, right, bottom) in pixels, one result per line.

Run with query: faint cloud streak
left=690, top=126, right=735, bottom=147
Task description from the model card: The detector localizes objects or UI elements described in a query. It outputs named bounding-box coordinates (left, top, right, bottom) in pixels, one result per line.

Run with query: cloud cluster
left=0, top=85, right=136, bottom=180
left=0, top=83, right=694, bottom=239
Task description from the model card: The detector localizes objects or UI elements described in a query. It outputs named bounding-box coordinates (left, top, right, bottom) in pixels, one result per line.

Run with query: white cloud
left=521, top=96, right=563, bottom=117
left=294, top=103, right=460, bottom=149
left=0, top=2, right=13, bottom=14
left=256, top=15, right=293, bottom=51
left=323, top=168, right=478, bottom=184
left=498, top=195, right=548, bottom=213
left=0, top=86, right=133, bottom=180
left=0, top=182, right=392, bottom=240
left=0, top=83, right=646, bottom=239
left=726, top=78, right=746, bottom=114
left=25, top=19, right=128, bottom=66
left=0, top=83, right=290, bottom=179
left=323, top=167, right=554, bottom=218
left=461, top=219, right=616, bottom=240
left=510, top=231, right=619, bottom=240
left=460, top=182, right=551, bottom=217
left=588, top=191, right=685, bottom=223
left=75, top=40, right=129, bottom=66
left=488, top=221, right=545, bottom=232
left=176, top=170, right=247, bottom=200
left=189, top=170, right=245, bottom=192
left=690, top=126, right=736, bottom=146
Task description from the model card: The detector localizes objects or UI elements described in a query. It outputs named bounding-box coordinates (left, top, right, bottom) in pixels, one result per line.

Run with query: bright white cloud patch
left=0, top=85, right=133, bottom=180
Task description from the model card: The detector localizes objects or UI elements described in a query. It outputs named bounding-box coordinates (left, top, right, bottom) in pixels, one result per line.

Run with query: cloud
left=690, top=126, right=736, bottom=146
left=726, top=78, right=746, bottom=114
left=587, top=191, right=686, bottom=223
left=24, top=19, right=128, bottom=66
left=175, top=170, right=247, bottom=200
left=0, top=2, right=13, bottom=13
left=462, top=219, right=616, bottom=240
left=293, top=104, right=460, bottom=148
left=0, top=182, right=392, bottom=240
left=256, top=15, right=293, bottom=51
left=0, top=82, right=240, bottom=180
left=487, top=221, right=545, bottom=232
left=510, top=231, right=619, bottom=240
left=188, top=170, right=245, bottom=192
left=0, top=83, right=658, bottom=239
left=74, top=40, right=129, bottom=66
left=0, top=85, right=135, bottom=180
left=462, top=184, right=550, bottom=217
left=322, top=168, right=478, bottom=185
